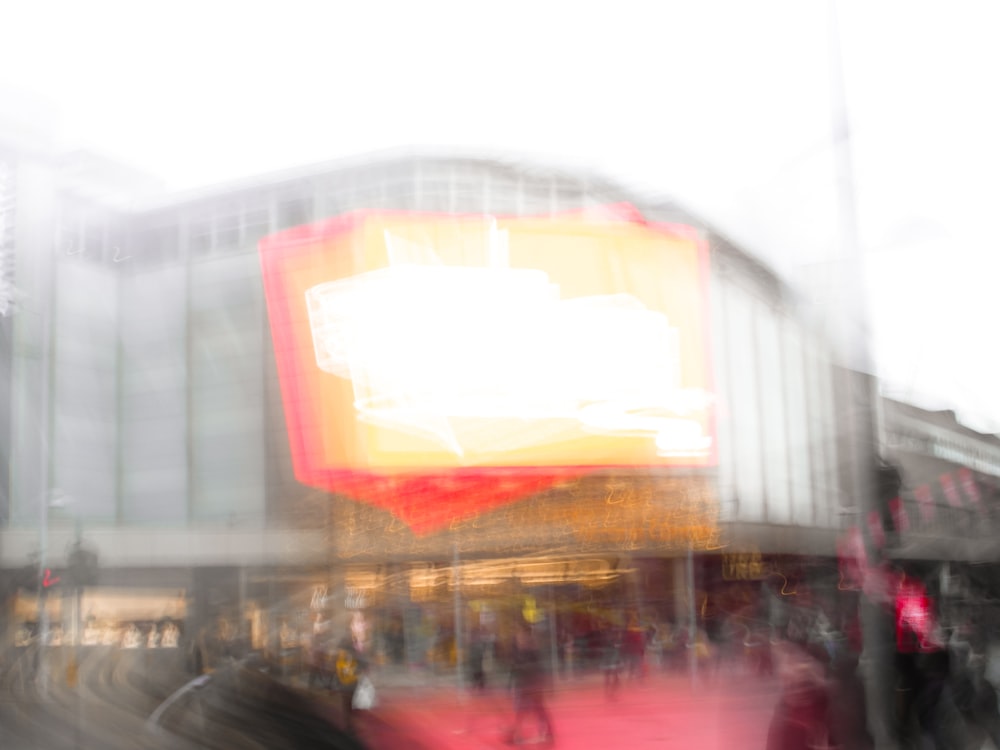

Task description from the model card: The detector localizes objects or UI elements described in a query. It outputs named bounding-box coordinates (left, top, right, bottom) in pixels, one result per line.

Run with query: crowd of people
left=199, top=569, right=1000, bottom=749
left=760, top=575, right=1000, bottom=750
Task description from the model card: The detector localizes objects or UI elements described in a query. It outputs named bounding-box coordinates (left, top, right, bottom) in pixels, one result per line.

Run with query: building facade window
left=188, top=217, right=213, bottom=259
left=277, top=196, right=310, bottom=229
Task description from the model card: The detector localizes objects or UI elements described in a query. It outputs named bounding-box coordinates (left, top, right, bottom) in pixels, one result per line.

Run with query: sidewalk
left=358, top=669, right=780, bottom=749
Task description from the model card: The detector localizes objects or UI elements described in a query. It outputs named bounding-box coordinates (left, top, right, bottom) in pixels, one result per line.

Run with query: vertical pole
left=67, top=518, right=81, bottom=691
left=827, top=2, right=892, bottom=747
left=72, top=519, right=82, bottom=648
left=452, top=544, right=463, bottom=692
left=548, top=585, right=559, bottom=682
left=75, top=586, right=82, bottom=749
left=687, top=549, right=697, bottom=686
left=239, top=566, right=248, bottom=648
left=37, top=293, right=52, bottom=698
left=73, top=584, right=81, bottom=666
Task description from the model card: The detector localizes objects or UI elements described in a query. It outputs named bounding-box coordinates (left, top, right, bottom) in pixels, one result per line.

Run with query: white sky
left=4, top=0, right=999, bottom=431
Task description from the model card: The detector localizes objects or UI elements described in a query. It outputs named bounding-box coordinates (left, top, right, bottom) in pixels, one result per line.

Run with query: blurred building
left=880, top=397, right=1000, bottom=602
left=1, top=117, right=898, bottom=664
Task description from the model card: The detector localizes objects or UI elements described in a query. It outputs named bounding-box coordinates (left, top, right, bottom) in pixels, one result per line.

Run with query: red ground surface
left=354, top=670, right=779, bottom=749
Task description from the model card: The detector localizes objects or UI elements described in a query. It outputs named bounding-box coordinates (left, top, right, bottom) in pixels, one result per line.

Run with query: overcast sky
left=4, top=0, right=998, bottom=431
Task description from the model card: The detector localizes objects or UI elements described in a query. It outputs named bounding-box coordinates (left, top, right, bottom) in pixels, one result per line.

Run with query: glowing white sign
left=305, top=230, right=711, bottom=460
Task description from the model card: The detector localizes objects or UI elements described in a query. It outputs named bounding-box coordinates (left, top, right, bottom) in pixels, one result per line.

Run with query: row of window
left=0, top=160, right=18, bottom=315
left=55, top=166, right=605, bottom=272
left=713, top=277, right=841, bottom=529
left=889, top=416, right=1000, bottom=479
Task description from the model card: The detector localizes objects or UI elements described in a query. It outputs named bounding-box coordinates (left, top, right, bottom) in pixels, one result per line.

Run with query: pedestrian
left=308, top=631, right=332, bottom=689
left=505, top=622, right=554, bottom=746
left=468, top=625, right=488, bottom=690
left=600, top=623, right=622, bottom=700
left=827, top=651, right=873, bottom=750
left=766, top=645, right=831, bottom=750
left=622, top=614, right=646, bottom=681
left=334, top=635, right=367, bottom=733
left=892, top=568, right=968, bottom=749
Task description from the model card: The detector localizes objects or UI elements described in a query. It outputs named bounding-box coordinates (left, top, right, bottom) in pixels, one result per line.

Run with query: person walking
left=600, top=624, right=623, bottom=700
left=622, top=615, right=646, bottom=681
left=468, top=625, right=488, bottom=691
left=505, top=622, right=554, bottom=746
left=333, top=636, right=367, bottom=734
left=766, top=646, right=831, bottom=750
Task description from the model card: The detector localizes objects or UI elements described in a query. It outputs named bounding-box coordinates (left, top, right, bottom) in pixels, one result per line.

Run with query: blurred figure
left=279, top=619, right=295, bottom=649
left=122, top=622, right=142, bottom=649
left=102, top=624, right=120, bottom=646
left=558, top=628, right=574, bottom=677
left=712, top=613, right=750, bottom=679
left=948, top=611, right=1000, bottom=747
left=622, top=614, right=646, bottom=681
left=665, top=621, right=688, bottom=672
left=307, top=611, right=332, bottom=688
left=161, top=620, right=180, bottom=648
left=14, top=623, right=32, bottom=647
left=334, top=635, right=368, bottom=734
left=468, top=625, right=488, bottom=690
left=766, top=645, right=830, bottom=750
left=307, top=629, right=332, bottom=689
left=82, top=619, right=100, bottom=646
left=897, top=649, right=969, bottom=750
left=961, top=651, right=1000, bottom=748
left=892, top=568, right=968, bottom=749
left=743, top=623, right=772, bottom=677
left=600, top=623, right=622, bottom=700
left=383, top=613, right=405, bottom=665
left=505, top=622, right=554, bottom=746
left=692, top=627, right=714, bottom=669
left=350, top=611, right=368, bottom=652
left=827, top=651, right=873, bottom=750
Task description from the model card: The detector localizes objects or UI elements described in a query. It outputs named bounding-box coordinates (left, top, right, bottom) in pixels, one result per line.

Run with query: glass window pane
left=757, top=310, right=791, bottom=524
left=782, top=321, right=814, bottom=525
left=726, top=287, right=764, bottom=522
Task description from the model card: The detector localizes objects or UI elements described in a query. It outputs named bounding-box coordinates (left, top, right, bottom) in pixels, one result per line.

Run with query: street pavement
left=1, top=644, right=782, bottom=749
left=350, top=668, right=780, bottom=749
left=0, top=646, right=365, bottom=749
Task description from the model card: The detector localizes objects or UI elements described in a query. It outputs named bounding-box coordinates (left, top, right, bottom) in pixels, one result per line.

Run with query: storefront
left=12, top=586, right=186, bottom=649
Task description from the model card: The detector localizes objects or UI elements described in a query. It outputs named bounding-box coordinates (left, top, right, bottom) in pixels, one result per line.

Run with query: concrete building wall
left=2, top=152, right=855, bottom=570
left=122, top=155, right=849, bottom=550
left=881, top=397, right=1000, bottom=561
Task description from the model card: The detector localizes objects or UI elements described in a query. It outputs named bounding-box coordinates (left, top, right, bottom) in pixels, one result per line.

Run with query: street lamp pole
left=36, top=302, right=51, bottom=697
left=827, top=2, right=893, bottom=747
left=35, top=192, right=57, bottom=698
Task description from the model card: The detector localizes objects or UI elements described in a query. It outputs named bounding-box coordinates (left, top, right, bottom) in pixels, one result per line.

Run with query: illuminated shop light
left=343, top=569, right=385, bottom=591
left=409, top=566, right=451, bottom=590
left=405, top=557, right=628, bottom=591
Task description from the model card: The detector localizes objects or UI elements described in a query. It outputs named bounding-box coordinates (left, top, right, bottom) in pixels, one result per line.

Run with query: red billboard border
left=259, top=204, right=717, bottom=533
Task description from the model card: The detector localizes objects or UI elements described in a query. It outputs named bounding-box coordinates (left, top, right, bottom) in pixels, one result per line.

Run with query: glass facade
left=51, top=261, right=118, bottom=522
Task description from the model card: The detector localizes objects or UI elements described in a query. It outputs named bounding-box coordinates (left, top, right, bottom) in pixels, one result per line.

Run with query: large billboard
left=260, top=205, right=715, bottom=535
